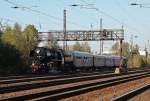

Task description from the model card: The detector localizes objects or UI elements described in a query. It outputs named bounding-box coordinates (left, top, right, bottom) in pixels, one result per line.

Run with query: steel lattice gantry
left=38, top=29, right=124, bottom=70
left=38, top=29, right=124, bottom=41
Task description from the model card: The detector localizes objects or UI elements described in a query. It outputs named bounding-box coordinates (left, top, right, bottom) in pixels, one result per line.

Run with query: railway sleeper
left=1, top=72, right=149, bottom=101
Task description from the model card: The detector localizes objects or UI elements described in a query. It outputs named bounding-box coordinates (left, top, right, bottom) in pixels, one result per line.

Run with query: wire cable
left=79, top=0, right=145, bottom=34
left=114, top=0, right=150, bottom=34
left=3, top=0, right=89, bottom=29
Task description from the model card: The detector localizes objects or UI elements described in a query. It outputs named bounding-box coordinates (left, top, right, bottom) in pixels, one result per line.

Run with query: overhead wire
left=114, top=0, right=143, bottom=33
left=80, top=0, right=147, bottom=35
left=79, top=0, right=91, bottom=5
left=114, top=0, right=150, bottom=37
left=78, top=0, right=132, bottom=50
left=57, top=0, right=100, bottom=29
left=4, top=0, right=62, bottom=21
left=3, top=0, right=89, bottom=29
left=4, top=0, right=61, bottom=27
left=112, top=0, right=150, bottom=51
left=79, top=0, right=123, bottom=24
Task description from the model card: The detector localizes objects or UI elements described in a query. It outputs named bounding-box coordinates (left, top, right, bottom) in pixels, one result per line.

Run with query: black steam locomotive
left=30, top=47, right=63, bottom=73
left=30, top=47, right=127, bottom=73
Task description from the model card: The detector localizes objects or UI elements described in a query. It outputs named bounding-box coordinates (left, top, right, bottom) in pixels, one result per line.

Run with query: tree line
left=73, top=42, right=91, bottom=52
left=111, top=42, right=150, bottom=68
left=0, top=23, right=37, bottom=74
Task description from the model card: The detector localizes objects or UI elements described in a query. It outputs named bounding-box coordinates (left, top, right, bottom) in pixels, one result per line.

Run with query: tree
left=111, top=42, right=119, bottom=55
left=111, top=42, right=148, bottom=68
left=81, top=42, right=91, bottom=52
left=128, top=55, right=146, bottom=68
left=0, top=30, right=3, bottom=44
left=131, top=44, right=139, bottom=55
left=0, top=30, right=2, bottom=38
left=73, top=42, right=82, bottom=51
left=1, top=25, right=15, bottom=45
left=13, top=23, right=22, bottom=50
left=45, top=33, right=58, bottom=49
left=73, top=42, right=91, bottom=52
left=2, top=23, right=23, bottom=51
left=0, top=43, right=22, bottom=74
left=111, top=42, right=130, bottom=57
left=21, top=24, right=38, bottom=64
left=0, top=23, right=38, bottom=73
left=0, top=24, right=23, bottom=74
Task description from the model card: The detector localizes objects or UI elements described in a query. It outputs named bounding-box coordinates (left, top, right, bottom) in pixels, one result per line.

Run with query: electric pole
left=100, top=18, right=103, bottom=55
left=119, top=26, right=124, bottom=69
left=145, top=44, right=148, bottom=65
left=130, top=34, right=133, bottom=67
left=63, top=9, right=67, bottom=51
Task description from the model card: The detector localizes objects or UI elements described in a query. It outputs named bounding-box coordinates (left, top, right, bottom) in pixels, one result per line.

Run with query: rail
left=111, top=83, right=150, bottom=101
left=0, top=72, right=149, bottom=101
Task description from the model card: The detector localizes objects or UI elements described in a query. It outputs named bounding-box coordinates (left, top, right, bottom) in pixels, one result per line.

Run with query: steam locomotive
left=30, top=47, right=127, bottom=73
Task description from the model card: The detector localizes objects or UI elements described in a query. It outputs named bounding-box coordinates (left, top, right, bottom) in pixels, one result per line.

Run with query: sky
left=0, top=0, right=150, bottom=53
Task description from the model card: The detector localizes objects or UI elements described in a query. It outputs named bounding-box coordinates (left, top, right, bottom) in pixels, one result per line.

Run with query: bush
left=0, top=43, right=30, bottom=75
left=146, top=56, right=150, bottom=65
left=128, top=55, right=147, bottom=68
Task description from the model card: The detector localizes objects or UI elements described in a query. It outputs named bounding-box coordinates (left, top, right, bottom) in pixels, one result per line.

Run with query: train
left=30, top=47, right=127, bottom=73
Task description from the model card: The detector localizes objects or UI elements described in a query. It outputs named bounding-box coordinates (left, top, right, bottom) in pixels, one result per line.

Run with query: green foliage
left=1, top=26, right=15, bottom=45
left=111, top=42, right=147, bottom=68
left=13, top=23, right=22, bottom=50
left=111, top=42, right=119, bottom=55
left=127, top=55, right=147, bottom=68
left=0, top=23, right=38, bottom=74
left=73, top=42, right=91, bottom=52
left=21, top=24, right=38, bottom=63
left=45, top=33, right=58, bottom=49
left=73, top=42, right=81, bottom=51
left=0, top=30, right=2, bottom=37
left=0, top=43, right=22, bottom=74
left=81, top=42, right=91, bottom=52
left=131, top=44, right=139, bottom=55
left=111, top=42, right=130, bottom=57
left=133, top=55, right=143, bottom=67
left=146, top=56, right=150, bottom=66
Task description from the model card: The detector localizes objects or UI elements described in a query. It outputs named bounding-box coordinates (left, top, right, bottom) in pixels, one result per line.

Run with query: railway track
left=0, top=69, right=149, bottom=94
left=0, top=68, right=149, bottom=85
left=0, top=67, right=148, bottom=81
left=0, top=70, right=149, bottom=101
left=0, top=71, right=112, bottom=84
left=111, top=83, right=150, bottom=101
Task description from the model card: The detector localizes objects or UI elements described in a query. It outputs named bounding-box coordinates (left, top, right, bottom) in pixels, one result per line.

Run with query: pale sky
left=1, top=0, right=150, bottom=53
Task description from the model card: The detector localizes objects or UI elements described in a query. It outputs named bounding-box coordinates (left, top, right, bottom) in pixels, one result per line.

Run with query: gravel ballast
left=60, top=77, right=150, bottom=101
